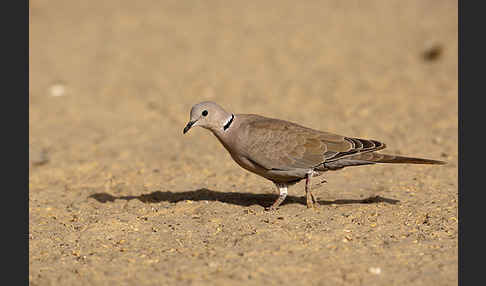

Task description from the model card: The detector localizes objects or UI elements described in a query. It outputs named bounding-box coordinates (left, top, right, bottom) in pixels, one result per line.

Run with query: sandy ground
left=29, top=1, right=458, bottom=285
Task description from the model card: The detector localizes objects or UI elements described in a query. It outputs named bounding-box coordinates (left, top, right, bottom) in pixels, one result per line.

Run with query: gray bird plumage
left=183, top=101, right=446, bottom=210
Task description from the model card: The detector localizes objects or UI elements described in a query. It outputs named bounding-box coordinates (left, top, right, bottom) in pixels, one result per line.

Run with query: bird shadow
left=89, top=188, right=400, bottom=208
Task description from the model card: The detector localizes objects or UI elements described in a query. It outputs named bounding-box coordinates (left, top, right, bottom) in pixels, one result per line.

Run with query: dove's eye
left=202, top=110, right=208, bottom=116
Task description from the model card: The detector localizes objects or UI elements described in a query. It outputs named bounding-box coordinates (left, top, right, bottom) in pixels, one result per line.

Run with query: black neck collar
left=223, top=114, right=234, bottom=131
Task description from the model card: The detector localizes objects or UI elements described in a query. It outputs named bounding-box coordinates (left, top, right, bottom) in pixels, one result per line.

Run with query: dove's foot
left=305, top=172, right=318, bottom=209
left=266, top=182, right=288, bottom=211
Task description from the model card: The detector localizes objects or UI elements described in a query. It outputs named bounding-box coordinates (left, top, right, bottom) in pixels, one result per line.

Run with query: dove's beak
left=183, top=120, right=196, bottom=134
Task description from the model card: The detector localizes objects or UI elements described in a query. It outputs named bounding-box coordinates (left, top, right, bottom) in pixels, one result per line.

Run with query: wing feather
left=236, top=116, right=386, bottom=171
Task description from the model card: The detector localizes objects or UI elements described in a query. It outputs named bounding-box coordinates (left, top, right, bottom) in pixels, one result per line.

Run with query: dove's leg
left=305, top=172, right=318, bottom=208
left=267, top=183, right=288, bottom=210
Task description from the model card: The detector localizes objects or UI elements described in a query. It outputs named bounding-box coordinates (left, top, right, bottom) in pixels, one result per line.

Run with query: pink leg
left=267, top=183, right=288, bottom=211
left=305, top=172, right=318, bottom=208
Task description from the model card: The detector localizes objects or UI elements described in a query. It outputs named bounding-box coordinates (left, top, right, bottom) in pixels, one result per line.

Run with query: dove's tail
left=355, top=152, right=446, bottom=165
left=321, top=152, right=446, bottom=171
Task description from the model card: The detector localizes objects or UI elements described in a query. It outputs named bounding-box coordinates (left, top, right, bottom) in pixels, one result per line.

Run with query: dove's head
left=183, top=101, right=234, bottom=134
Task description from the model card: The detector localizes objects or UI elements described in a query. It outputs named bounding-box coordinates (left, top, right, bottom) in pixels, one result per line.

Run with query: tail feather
left=348, top=152, right=446, bottom=165
left=319, top=152, right=446, bottom=171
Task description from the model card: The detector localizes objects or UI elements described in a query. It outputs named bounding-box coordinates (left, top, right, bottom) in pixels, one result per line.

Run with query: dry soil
left=29, top=1, right=458, bottom=285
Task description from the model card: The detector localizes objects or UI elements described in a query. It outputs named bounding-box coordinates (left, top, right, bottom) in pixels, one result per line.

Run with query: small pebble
left=422, top=42, right=443, bottom=62
left=49, top=83, right=66, bottom=97
left=30, top=147, right=49, bottom=166
left=368, top=267, right=382, bottom=275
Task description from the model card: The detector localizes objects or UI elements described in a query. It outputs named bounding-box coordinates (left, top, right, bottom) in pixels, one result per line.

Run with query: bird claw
left=265, top=206, right=279, bottom=211
left=306, top=193, right=318, bottom=209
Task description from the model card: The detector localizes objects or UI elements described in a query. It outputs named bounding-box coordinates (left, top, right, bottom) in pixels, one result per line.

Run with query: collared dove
left=183, top=101, right=445, bottom=210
